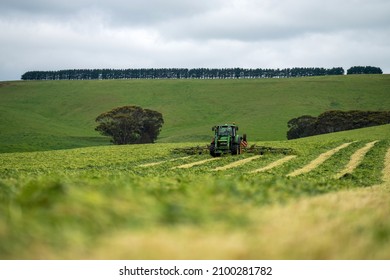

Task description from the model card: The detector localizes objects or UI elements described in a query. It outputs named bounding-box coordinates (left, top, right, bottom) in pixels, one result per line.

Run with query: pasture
left=1, top=74, right=389, bottom=153
left=1, top=124, right=389, bottom=259
left=1, top=75, right=389, bottom=259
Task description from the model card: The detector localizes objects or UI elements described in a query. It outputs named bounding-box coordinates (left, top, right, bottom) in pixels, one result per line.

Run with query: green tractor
left=209, top=123, right=247, bottom=157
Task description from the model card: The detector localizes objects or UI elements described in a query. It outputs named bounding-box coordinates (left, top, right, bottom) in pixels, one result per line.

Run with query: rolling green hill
left=1, top=74, right=389, bottom=153
left=1, top=74, right=389, bottom=259
left=0, top=75, right=390, bottom=259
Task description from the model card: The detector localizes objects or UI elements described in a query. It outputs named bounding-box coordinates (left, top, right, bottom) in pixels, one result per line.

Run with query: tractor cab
left=216, top=125, right=236, bottom=137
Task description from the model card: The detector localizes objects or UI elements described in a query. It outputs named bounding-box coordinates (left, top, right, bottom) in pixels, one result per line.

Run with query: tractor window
left=218, top=126, right=232, bottom=136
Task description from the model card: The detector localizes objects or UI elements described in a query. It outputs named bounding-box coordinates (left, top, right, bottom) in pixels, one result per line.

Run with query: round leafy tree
left=95, top=105, right=164, bottom=144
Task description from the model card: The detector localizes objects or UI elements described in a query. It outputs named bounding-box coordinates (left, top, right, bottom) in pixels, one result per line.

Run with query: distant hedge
left=21, top=66, right=383, bottom=80
left=21, top=67, right=345, bottom=80
left=347, top=66, right=383, bottom=75
left=287, top=110, right=390, bottom=139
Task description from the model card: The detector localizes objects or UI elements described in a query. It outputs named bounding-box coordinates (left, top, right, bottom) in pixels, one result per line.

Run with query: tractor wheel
left=209, top=145, right=217, bottom=157
left=211, top=152, right=221, bottom=157
left=231, top=144, right=240, bottom=155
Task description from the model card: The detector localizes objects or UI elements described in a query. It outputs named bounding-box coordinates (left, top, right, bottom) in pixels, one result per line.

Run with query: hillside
left=0, top=74, right=389, bottom=153
left=0, top=124, right=389, bottom=259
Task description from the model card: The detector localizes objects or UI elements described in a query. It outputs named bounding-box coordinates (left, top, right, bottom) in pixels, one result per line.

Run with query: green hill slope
left=1, top=74, right=389, bottom=153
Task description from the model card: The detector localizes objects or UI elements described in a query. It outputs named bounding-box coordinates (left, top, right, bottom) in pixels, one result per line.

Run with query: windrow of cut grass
left=334, top=140, right=379, bottom=179
left=286, top=142, right=354, bottom=177
left=249, top=155, right=297, bottom=173
left=0, top=125, right=389, bottom=259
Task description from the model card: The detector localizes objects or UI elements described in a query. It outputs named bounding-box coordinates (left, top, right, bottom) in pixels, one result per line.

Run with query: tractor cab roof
left=220, top=124, right=236, bottom=127
left=215, top=123, right=238, bottom=128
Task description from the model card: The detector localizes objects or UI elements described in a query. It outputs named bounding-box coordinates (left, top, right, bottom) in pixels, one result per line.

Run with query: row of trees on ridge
left=19, top=67, right=371, bottom=80
left=347, top=66, right=383, bottom=75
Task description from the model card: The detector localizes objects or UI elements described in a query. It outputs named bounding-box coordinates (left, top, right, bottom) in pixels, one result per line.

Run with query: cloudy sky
left=1, top=0, right=389, bottom=81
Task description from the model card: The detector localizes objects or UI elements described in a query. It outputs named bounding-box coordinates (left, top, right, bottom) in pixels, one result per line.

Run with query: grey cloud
left=0, top=0, right=222, bottom=26
left=1, top=0, right=390, bottom=81
left=3, top=0, right=390, bottom=39
left=159, top=0, right=390, bottom=42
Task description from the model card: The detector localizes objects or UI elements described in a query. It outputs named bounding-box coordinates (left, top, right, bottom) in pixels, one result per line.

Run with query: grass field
left=1, top=75, right=389, bottom=259
left=0, top=124, right=389, bottom=259
left=1, top=74, right=389, bottom=153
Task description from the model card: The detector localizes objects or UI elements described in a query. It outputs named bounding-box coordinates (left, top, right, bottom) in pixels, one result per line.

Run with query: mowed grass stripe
left=287, top=142, right=354, bottom=177
left=249, top=155, right=297, bottom=174
left=173, top=157, right=221, bottom=169
left=139, top=156, right=191, bottom=167
left=384, top=147, right=390, bottom=183
left=335, top=141, right=379, bottom=179
left=213, top=155, right=262, bottom=171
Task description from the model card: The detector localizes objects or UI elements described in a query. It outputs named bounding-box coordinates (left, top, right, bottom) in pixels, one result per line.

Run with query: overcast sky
left=1, top=0, right=389, bottom=81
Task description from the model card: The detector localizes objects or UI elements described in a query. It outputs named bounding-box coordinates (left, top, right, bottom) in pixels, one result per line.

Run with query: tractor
left=209, top=123, right=247, bottom=157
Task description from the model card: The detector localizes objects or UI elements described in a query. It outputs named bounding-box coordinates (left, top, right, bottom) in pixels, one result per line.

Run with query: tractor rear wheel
left=231, top=144, right=240, bottom=155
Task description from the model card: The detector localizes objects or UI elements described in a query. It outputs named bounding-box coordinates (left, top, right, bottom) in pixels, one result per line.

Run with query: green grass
left=0, top=124, right=389, bottom=259
left=1, top=74, right=390, bottom=153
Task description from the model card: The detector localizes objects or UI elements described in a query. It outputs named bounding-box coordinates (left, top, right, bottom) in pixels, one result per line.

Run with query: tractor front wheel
left=209, top=145, right=217, bottom=157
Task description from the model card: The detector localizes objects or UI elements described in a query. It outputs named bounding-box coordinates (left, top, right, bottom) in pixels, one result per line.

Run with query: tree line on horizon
left=21, top=66, right=382, bottom=80
left=346, top=66, right=383, bottom=75
left=20, top=67, right=342, bottom=80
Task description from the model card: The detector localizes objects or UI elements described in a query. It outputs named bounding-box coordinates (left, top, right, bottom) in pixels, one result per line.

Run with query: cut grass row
left=1, top=132, right=388, bottom=182
left=132, top=139, right=383, bottom=182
